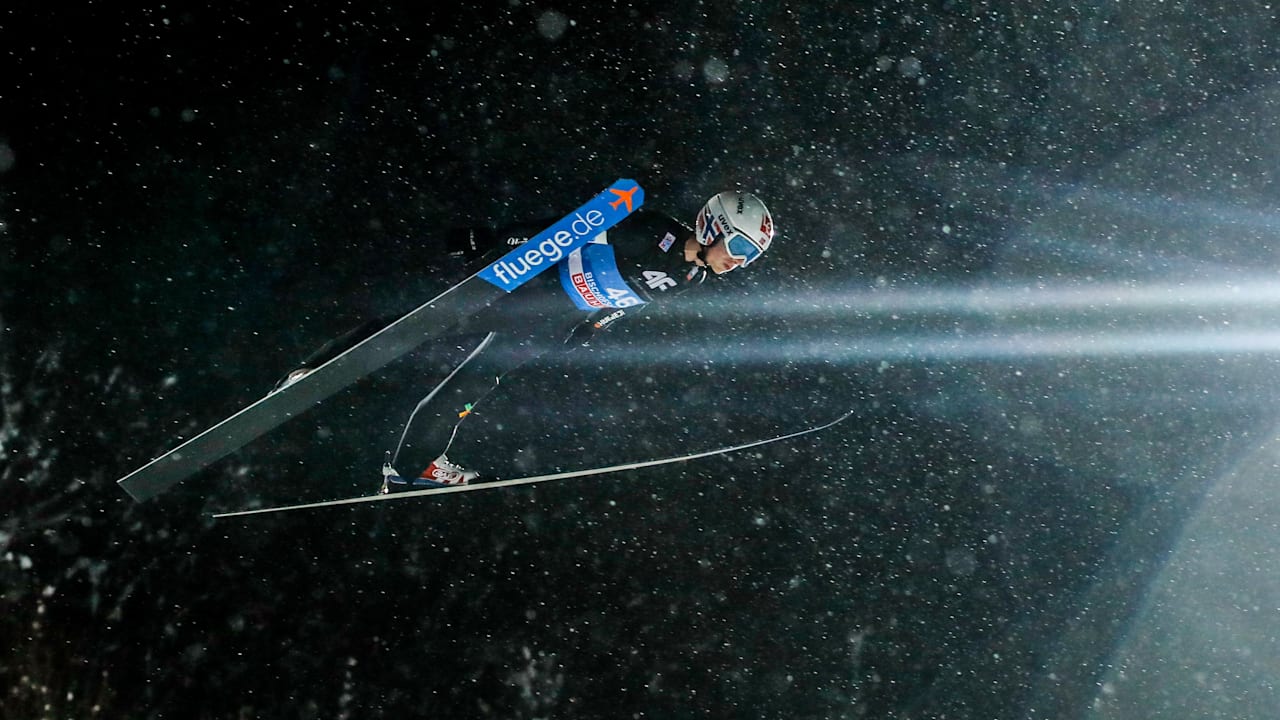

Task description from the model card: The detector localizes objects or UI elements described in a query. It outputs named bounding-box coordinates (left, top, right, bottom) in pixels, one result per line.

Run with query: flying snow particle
left=537, top=10, right=570, bottom=41
left=944, top=547, right=978, bottom=577
left=0, top=142, right=14, bottom=173
left=703, top=57, right=730, bottom=84
left=898, top=56, right=923, bottom=78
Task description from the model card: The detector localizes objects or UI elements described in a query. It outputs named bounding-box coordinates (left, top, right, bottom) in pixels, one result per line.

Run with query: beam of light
left=536, top=278, right=1280, bottom=367
left=754, top=328, right=1280, bottom=363
left=673, top=278, right=1280, bottom=319
left=553, top=328, right=1280, bottom=367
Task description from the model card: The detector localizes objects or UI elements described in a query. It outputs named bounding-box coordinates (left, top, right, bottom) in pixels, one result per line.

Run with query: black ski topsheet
left=117, top=179, right=644, bottom=502
left=117, top=275, right=504, bottom=502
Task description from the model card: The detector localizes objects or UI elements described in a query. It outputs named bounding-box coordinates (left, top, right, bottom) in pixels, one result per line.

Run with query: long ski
left=118, top=179, right=644, bottom=502
left=211, top=409, right=854, bottom=519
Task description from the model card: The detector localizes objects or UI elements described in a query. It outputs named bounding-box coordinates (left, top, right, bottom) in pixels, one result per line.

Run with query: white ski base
left=212, top=410, right=854, bottom=519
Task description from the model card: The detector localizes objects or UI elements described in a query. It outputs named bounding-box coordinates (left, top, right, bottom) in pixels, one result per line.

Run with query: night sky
left=5, top=2, right=1280, bottom=718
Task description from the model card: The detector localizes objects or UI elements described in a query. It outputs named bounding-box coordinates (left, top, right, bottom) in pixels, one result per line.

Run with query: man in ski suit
left=279, top=189, right=775, bottom=493
left=376, top=189, right=776, bottom=492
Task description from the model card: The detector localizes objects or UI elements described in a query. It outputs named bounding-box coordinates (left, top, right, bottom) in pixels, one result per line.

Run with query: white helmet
left=694, top=190, right=775, bottom=266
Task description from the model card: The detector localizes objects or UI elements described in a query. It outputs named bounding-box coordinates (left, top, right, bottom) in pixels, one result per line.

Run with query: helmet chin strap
left=697, top=236, right=719, bottom=267
left=690, top=244, right=716, bottom=281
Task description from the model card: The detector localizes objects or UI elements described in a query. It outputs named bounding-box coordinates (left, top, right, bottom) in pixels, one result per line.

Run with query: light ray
left=553, top=329, right=1280, bottom=366
left=673, top=277, right=1280, bottom=319
left=543, top=278, right=1280, bottom=366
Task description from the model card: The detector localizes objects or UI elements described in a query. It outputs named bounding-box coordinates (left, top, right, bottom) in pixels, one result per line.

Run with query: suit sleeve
left=561, top=304, right=650, bottom=349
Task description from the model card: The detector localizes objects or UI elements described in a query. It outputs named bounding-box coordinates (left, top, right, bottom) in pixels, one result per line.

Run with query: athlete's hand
left=563, top=320, right=596, bottom=350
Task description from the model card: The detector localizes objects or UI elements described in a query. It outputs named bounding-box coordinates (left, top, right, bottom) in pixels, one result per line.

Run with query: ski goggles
left=721, top=229, right=767, bottom=266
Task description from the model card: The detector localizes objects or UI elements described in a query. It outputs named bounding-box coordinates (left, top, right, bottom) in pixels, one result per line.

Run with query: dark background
left=4, top=2, right=1280, bottom=718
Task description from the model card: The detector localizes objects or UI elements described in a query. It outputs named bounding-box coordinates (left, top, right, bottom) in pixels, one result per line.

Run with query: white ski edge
left=212, top=409, right=855, bottom=519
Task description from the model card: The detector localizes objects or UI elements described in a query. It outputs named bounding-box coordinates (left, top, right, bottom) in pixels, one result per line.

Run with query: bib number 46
left=608, top=287, right=643, bottom=307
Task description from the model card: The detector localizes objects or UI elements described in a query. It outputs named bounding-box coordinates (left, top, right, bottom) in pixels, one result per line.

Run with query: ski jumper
left=403, top=209, right=707, bottom=475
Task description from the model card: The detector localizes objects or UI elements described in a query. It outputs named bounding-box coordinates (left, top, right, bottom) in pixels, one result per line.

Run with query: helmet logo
left=697, top=206, right=728, bottom=245
left=760, top=212, right=773, bottom=241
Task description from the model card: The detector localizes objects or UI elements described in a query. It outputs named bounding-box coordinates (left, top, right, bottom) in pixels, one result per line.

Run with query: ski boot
left=379, top=452, right=477, bottom=494
left=418, top=454, right=478, bottom=487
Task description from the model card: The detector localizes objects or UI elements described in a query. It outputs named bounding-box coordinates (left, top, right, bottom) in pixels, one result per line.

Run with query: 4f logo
left=644, top=270, right=676, bottom=291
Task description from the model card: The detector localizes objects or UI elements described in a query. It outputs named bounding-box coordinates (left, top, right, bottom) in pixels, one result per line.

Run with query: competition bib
left=557, top=242, right=648, bottom=311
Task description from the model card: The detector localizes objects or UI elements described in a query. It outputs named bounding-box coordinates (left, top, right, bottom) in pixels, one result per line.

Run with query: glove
left=562, top=319, right=596, bottom=350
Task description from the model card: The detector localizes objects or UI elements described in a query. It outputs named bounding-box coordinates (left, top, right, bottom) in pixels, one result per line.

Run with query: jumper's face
left=703, top=239, right=746, bottom=274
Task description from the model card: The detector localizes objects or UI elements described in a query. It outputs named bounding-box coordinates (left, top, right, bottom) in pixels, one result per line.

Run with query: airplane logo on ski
left=608, top=184, right=641, bottom=213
